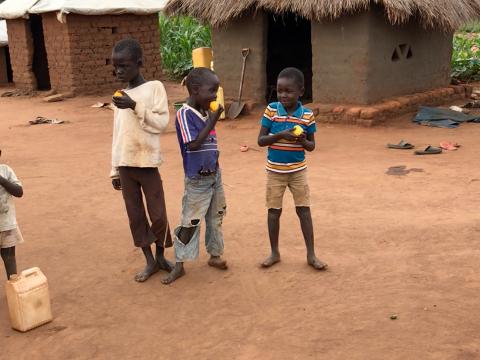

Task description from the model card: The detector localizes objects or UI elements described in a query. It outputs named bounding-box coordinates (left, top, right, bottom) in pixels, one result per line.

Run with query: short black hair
left=185, top=67, right=217, bottom=93
left=113, top=38, right=144, bottom=62
left=278, top=67, right=304, bottom=88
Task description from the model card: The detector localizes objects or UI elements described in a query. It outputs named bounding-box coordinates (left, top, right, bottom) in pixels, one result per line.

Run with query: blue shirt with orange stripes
left=261, top=102, right=316, bottom=173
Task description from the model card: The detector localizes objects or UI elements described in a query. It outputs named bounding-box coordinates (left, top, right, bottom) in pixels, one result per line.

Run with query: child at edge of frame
left=162, top=67, right=228, bottom=285
left=110, top=38, right=174, bottom=283
left=0, top=149, right=24, bottom=280
left=257, top=67, right=328, bottom=271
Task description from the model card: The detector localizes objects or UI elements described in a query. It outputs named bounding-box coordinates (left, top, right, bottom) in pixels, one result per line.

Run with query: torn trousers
left=174, top=171, right=226, bottom=262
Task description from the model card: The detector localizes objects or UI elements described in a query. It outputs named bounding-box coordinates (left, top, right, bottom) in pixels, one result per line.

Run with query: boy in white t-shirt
left=0, top=149, right=24, bottom=279
left=110, top=39, right=174, bottom=282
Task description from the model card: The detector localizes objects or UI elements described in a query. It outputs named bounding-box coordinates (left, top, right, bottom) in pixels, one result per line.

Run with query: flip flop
left=414, top=146, right=442, bottom=155
left=387, top=140, right=414, bottom=149
left=439, top=141, right=460, bottom=151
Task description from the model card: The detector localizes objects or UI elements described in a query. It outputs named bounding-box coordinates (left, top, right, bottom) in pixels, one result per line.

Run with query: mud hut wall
left=42, top=13, right=162, bottom=94
left=42, top=13, right=73, bottom=92
left=212, top=12, right=267, bottom=101
left=311, top=13, right=371, bottom=104
left=5, top=19, right=37, bottom=90
left=0, top=47, right=8, bottom=83
left=365, top=8, right=453, bottom=103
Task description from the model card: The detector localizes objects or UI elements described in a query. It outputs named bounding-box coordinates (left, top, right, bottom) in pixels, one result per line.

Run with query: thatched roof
left=164, top=0, right=480, bottom=31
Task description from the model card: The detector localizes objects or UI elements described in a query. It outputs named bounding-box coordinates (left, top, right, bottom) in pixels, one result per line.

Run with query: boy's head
left=112, top=39, right=144, bottom=82
left=185, top=67, right=219, bottom=110
left=277, top=67, right=305, bottom=110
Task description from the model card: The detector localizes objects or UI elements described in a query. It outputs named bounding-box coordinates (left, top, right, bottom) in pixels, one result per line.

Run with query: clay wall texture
left=312, top=6, right=453, bottom=104
left=7, top=13, right=162, bottom=94
left=212, top=11, right=267, bottom=101
left=5, top=19, right=37, bottom=89
left=212, top=7, right=453, bottom=105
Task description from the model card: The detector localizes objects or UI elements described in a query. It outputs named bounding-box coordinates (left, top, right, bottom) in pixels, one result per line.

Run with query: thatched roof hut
left=166, top=0, right=480, bottom=31
left=166, top=0, right=480, bottom=105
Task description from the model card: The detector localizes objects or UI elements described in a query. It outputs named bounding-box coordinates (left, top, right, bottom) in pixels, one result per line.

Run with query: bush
left=159, top=15, right=211, bottom=79
left=452, top=32, right=480, bottom=82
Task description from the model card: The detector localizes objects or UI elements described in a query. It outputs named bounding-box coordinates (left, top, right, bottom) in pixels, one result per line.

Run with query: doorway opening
left=29, top=14, right=51, bottom=90
left=266, top=12, right=313, bottom=103
left=5, top=46, right=13, bottom=83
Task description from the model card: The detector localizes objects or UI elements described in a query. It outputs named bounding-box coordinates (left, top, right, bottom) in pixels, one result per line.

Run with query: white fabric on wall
left=0, top=20, right=7, bottom=46
left=0, top=0, right=167, bottom=19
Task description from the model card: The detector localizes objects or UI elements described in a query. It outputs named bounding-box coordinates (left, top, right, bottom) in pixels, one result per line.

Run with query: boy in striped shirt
left=163, top=68, right=228, bottom=284
left=258, top=67, right=327, bottom=271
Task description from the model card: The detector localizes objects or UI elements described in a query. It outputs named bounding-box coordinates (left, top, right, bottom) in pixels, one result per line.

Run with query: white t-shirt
left=0, top=164, right=21, bottom=232
left=111, top=80, right=170, bottom=178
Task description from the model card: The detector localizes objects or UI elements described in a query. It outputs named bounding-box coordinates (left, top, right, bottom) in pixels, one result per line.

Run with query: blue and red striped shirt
left=176, top=104, right=219, bottom=178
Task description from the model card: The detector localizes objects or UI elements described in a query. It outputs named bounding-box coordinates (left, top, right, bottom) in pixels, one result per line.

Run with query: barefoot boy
left=110, top=39, right=173, bottom=282
left=0, top=149, right=24, bottom=279
left=258, top=67, right=327, bottom=270
left=162, top=67, right=227, bottom=285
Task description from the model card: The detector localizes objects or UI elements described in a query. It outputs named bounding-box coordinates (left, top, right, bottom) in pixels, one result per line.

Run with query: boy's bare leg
left=162, top=262, right=185, bottom=284
left=1, top=247, right=17, bottom=279
left=295, top=206, right=328, bottom=270
left=262, top=208, right=282, bottom=267
left=155, top=244, right=174, bottom=272
left=135, top=245, right=159, bottom=282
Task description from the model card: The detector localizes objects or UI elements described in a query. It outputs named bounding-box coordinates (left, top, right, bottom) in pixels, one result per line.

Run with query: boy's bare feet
left=261, top=253, right=281, bottom=268
left=134, top=262, right=160, bottom=282
left=307, top=256, right=328, bottom=271
left=162, top=263, right=185, bottom=285
left=157, top=256, right=174, bottom=272
left=208, top=256, right=228, bottom=270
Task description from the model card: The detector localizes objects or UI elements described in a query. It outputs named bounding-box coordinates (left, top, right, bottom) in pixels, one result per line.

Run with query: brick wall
left=42, top=13, right=162, bottom=94
left=5, top=19, right=37, bottom=90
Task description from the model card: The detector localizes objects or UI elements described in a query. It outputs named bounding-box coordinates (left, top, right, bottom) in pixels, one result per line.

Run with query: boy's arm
left=258, top=126, right=298, bottom=147
left=186, top=106, right=224, bottom=151
left=298, top=132, right=315, bottom=152
left=0, top=175, right=23, bottom=198
left=112, top=82, right=169, bottom=134
left=133, top=82, right=169, bottom=133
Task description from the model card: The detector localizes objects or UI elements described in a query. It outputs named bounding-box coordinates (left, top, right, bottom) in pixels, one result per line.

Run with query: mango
left=113, top=90, right=123, bottom=97
left=292, top=125, right=304, bottom=136
left=209, top=101, right=219, bottom=112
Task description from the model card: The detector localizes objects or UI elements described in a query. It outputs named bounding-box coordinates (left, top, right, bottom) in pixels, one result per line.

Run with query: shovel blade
left=227, top=101, right=245, bottom=119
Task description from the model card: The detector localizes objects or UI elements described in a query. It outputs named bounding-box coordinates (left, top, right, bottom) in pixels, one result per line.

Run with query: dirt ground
left=1, top=82, right=480, bottom=360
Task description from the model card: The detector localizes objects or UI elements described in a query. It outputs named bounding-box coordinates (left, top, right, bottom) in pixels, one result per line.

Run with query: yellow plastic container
left=217, top=86, right=225, bottom=120
left=5, top=267, right=53, bottom=332
left=192, top=47, right=213, bottom=68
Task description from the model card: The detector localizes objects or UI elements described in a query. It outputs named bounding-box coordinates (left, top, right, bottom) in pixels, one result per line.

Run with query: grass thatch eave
left=164, top=0, right=480, bottom=31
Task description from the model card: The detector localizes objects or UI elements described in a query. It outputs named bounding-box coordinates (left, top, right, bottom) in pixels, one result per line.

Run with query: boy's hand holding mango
left=112, top=90, right=136, bottom=110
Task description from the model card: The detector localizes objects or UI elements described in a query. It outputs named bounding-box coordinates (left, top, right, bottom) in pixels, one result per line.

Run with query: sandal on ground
left=387, top=140, right=414, bottom=149
left=414, top=146, right=442, bottom=155
left=439, top=141, right=460, bottom=151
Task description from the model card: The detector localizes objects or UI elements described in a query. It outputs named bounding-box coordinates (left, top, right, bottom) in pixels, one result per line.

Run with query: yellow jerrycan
left=192, top=47, right=213, bottom=68
left=5, top=267, right=53, bottom=332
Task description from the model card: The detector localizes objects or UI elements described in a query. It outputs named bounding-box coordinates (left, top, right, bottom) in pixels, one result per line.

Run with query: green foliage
left=159, top=15, right=211, bottom=79
left=452, top=32, right=480, bottom=82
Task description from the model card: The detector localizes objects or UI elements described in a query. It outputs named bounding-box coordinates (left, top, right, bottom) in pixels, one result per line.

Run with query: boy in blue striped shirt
left=163, top=68, right=228, bottom=284
left=258, top=67, right=327, bottom=271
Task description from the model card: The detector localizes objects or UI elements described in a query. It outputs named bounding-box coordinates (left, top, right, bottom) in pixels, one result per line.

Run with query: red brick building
left=2, top=6, right=163, bottom=94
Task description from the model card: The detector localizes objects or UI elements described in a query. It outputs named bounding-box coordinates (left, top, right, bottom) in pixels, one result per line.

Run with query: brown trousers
left=119, top=167, right=172, bottom=248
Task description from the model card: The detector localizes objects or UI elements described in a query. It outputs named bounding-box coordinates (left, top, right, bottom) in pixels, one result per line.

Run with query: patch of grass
left=452, top=32, right=480, bottom=82
left=159, top=15, right=211, bottom=79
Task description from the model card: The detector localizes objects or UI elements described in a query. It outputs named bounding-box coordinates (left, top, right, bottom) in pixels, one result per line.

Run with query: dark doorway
left=29, top=14, right=51, bottom=90
left=5, top=46, right=13, bottom=82
left=266, top=12, right=312, bottom=103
